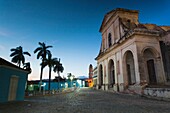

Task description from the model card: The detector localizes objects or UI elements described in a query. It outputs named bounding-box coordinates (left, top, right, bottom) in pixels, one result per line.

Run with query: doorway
left=8, top=76, right=19, bottom=101
left=147, top=59, right=157, bottom=84
left=125, top=51, right=136, bottom=85
left=108, top=59, right=115, bottom=87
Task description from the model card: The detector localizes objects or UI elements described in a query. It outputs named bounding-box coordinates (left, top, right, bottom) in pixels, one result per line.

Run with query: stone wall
left=144, top=88, right=170, bottom=99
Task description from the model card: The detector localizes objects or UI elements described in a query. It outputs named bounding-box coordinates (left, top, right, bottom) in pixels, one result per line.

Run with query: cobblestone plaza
left=0, top=88, right=170, bottom=113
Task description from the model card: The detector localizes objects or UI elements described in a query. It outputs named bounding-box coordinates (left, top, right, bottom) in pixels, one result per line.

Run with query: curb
left=107, top=89, right=170, bottom=102
left=141, top=94, right=170, bottom=102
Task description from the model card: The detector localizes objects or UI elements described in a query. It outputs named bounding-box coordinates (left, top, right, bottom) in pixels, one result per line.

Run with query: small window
left=127, top=19, right=131, bottom=29
left=108, top=33, right=112, bottom=47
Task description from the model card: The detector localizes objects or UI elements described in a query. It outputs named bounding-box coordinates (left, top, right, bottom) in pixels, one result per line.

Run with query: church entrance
left=125, top=51, right=136, bottom=85
left=99, top=65, right=103, bottom=89
left=147, top=59, right=157, bottom=84
left=143, top=48, right=157, bottom=84
left=108, top=59, right=115, bottom=88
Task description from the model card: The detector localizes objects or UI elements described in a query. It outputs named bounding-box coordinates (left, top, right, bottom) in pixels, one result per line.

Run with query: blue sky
left=0, top=0, right=170, bottom=80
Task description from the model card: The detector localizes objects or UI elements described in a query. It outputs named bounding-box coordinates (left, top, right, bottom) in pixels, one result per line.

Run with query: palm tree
left=41, top=54, right=58, bottom=92
left=23, top=62, right=32, bottom=74
left=67, top=73, right=74, bottom=80
left=54, top=58, right=64, bottom=89
left=67, top=73, right=74, bottom=87
left=10, top=46, right=31, bottom=68
left=54, top=59, right=64, bottom=77
left=34, top=42, right=52, bottom=92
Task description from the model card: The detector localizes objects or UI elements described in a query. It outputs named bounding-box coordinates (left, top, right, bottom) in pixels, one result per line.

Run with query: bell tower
left=89, top=64, right=93, bottom=79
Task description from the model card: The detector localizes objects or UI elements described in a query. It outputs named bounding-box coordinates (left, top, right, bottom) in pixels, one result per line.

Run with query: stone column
left=113, top=54, right=118, bottom=91
left=138, top=55, right=147, bottom=85
left=102, top=62, right=105, bottom=90
left=155, top=57, right=166, bottom=84
left=105, top=59, right=109, bottom=91
left=133, top=48, right=141, bottom=85
left=119, top=51, right=124, bottom=92
left=96, top=64, right=100, bottom=90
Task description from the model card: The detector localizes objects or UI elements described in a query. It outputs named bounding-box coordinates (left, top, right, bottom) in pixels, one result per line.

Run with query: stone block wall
left=144, top=88, right=170, bottom=99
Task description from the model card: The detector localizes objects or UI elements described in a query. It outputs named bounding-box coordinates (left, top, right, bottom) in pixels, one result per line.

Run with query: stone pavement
left=0, top=87, right=170, bottom=113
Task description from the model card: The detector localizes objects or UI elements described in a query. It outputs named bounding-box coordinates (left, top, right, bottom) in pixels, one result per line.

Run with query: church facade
left=95, top=8, right=170, bottom=93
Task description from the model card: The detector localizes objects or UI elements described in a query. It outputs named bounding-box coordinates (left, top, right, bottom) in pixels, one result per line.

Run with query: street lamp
left=70, top=76, right=73, bottom=87
left=41, top=83, right=46, bottom=95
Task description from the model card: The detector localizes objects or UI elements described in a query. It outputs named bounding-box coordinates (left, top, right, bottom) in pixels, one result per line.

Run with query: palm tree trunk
left=39, top=66, right=43, bottom=92
left=57, top=71, right=60, bottom=90
left=48, top=67, right=52, bottom=93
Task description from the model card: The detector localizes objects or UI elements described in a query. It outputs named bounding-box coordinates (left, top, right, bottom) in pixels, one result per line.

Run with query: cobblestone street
left=0, top=87, right=170, bottom=113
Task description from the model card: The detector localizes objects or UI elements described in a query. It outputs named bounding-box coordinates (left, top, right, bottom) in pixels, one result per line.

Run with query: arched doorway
left=125, top=51, right=136, bottom=85
left=99, top=65, right=103, bottom=88
left=143, top=49, right=157, bottom=84
left=108, top=59, right=115, bottom=87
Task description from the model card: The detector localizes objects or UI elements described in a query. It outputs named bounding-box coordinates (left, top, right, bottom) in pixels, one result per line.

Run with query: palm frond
left=46, top=50, right=51, bottom=56
left=37, top=50, right=43, bottom=59
left=46, top=45, right=53, bottom=49
left=53, top=60, right=64, bottom=73
left=11, top=55, right=20, bottom=63
left=39, top=42, right=45, bottom=47
left=23, top=52, right=31, bottom=56
left=10, top=51, right=18, bottom=57
left=41, top=60, right=48, bottom=68
left=34, top=47, right=42, bottom=53
left=10, top=48, right=17, bottom=51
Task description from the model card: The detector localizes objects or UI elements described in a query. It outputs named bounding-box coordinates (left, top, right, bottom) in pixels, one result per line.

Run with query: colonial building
left=0, top=57, right=30, bottom=102
left=92, top=66, right=97, bottom=88
left=86, top=64, right=93, bottom=87
left=95, top=8, right=170, bottom=93
left=89, top=64, right=93, bottom=79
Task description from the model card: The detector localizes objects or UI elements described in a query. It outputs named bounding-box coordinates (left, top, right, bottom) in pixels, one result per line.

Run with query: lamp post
left=70, top=76, right=73, bottom=88
left=41, top=83, right=46, bottom=95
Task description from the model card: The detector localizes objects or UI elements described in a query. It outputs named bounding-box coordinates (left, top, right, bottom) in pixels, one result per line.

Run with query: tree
left=34, top=42, right=52, bottom=92
left=54, top=58, right=64, bottom=77
left=10, top=46, right=31, bottom=68
left=53, top=58, right=64, bottom=89
left=67, top=73, right=75, bottom=87
left=67, top=73, right=75, bottom=80
left=23, top=62, right=32, bottom=74
left=41, top=54, right=58, bottom=92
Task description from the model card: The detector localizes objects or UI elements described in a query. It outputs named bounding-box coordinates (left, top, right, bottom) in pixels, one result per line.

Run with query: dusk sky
left=0, top=0, right=170, bottom=80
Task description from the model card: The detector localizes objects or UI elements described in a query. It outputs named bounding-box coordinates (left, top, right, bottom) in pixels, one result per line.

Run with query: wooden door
left=147, top=59, right=157, bottom=84
left=127, top=64, right=132, bottom=85
left=112, top=69, right=115, bottom=84
left=8, top=76, right=19, bottom=101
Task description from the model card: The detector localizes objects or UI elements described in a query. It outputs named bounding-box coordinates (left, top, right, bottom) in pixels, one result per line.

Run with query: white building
left=95, top=8, right=170, bottom=94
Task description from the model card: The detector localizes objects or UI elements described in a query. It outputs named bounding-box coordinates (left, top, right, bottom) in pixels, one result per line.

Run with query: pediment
left=99, top=8, right=139, bottom=33
left=99, top=10, right=115, bottom=32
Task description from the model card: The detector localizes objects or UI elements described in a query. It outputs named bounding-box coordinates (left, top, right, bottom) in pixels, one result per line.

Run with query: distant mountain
left=77, top=76, right=88, bottom=80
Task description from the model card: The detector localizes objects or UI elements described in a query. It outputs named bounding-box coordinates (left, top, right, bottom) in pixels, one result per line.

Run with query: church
left=95, top=8, right=170, bottom=94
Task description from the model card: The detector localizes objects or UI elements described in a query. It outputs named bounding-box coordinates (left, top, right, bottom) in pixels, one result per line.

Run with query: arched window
left=108, top=33, right=112, bottom=47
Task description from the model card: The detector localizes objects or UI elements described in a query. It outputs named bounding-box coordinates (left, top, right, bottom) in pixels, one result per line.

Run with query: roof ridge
left=0, top=57, right=29, bottom=72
